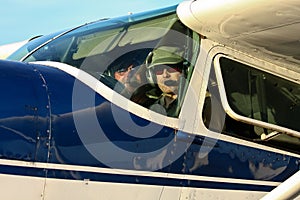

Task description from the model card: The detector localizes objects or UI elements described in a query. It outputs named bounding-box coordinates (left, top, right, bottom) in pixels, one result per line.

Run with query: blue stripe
left=0, top=164, right=275, bottom=192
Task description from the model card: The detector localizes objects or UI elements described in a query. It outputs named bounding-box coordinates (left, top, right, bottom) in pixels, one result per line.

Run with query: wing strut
left=261, top=170, right=300, bottom=200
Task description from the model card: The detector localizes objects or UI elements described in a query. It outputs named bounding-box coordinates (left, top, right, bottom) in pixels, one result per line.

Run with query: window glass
left=220, top=57, right=300, bottom=131
left=203, top=57, right=300, bottom=153
left=7, top=31, right=64, bottom=61
left=24, top=11, right=200, bottom=118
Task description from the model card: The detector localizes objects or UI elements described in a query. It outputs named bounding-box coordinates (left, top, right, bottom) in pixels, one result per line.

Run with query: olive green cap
left=148, top=47, right=184, bottom=68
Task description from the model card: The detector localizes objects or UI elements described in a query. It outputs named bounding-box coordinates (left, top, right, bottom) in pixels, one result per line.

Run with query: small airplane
left=2, top=0, right=300, bottom=199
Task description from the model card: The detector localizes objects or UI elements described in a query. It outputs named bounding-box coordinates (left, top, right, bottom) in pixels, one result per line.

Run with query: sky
left=0, top=0, right=183, bottom=46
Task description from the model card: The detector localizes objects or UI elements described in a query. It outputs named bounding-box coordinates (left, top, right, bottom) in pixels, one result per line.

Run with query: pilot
left=105, top=58, right=144, bottom=97
left=145, top=47, right=187, bottom=117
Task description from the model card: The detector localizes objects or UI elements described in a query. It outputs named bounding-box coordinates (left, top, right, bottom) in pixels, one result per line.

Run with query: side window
left=203, top=56, right=300, bottom=153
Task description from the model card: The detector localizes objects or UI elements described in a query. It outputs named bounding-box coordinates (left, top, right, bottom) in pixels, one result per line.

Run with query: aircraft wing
left=177, top=0, right=300, bottom=73
left=0, top=40, right=28, bottom=59
left=0, top=36, right=42, bottom=59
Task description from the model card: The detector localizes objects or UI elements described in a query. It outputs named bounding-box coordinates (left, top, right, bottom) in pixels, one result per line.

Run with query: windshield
left=7, top=30, right=65, bottom=61
left=20, top=5, right=201, bottom=118
left=22, top=5, right=178, bottom=69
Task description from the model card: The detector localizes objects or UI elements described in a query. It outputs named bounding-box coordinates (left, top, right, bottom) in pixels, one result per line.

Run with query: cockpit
left=17, top=5, right=200, bottom=118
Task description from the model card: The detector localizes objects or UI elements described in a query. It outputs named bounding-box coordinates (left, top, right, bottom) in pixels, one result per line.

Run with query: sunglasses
left=115, top=64, right=135, bottom=74
left=153, top=65, right=182, bottom=75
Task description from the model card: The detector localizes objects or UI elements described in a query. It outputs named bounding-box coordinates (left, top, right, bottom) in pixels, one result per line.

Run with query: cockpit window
left=220, top=57, right=300, bottom=131
left=23, top=8, right=200, bottom=118
left=203, top=56, right=300, bottom=153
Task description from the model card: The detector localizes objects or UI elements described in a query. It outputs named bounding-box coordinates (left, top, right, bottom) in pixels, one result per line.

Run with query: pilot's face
left=154, top=64, right=181, bottom=94
left=114, top=64, right=144, bottom=93
left=114, top=64, right=134, bottom=85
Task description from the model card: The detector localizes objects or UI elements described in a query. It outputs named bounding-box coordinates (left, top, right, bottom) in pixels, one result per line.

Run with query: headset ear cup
left=146, top=68, right=156, bottom=86
left=145, top=51, right=153, bottom=65
left=145, top=52, right=156, bottom=86
left=106, top=69, right=112, bottom=77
